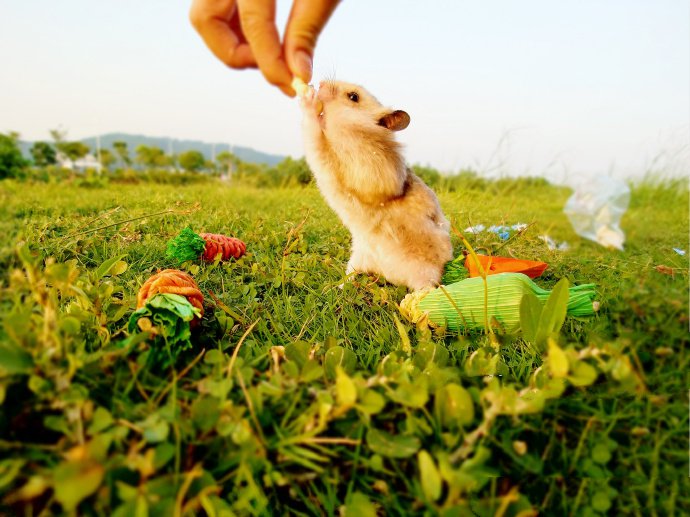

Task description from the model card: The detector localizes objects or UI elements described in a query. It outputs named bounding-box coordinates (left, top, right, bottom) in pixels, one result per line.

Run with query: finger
left=189, top=0, right=256, bottom=69
left=284, top=0, right=340, bottom=82
left=237, top=0, right=294, bottom=95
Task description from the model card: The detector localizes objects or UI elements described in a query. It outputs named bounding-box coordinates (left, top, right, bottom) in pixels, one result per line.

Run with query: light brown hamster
left=299, top=80, right=452, bottom=290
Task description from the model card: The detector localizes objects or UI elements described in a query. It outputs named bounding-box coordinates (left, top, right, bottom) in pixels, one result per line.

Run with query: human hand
left=189, top=0, right=340, bottom=96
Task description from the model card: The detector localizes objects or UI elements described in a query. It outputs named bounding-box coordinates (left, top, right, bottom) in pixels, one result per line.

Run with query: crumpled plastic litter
left=539, top=235, right=570, bottom=251
left=464, top=224, right=485, bottom=234
left=672, top=248, right=686, bottom=256
left=464, top=223, right=527, bottom=241
left=492, top=227, right=510, bottom=240
left=563, top=176, right=630, bottom=250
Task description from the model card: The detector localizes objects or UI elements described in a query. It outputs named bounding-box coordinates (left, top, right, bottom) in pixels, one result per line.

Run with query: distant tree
left=216, top=150, right=240, bottom=174
left=61, top=141, right=90, bottom=162
left=50, top=128, right=68, bottom=150
left=0, top=132, right=28, bottom=179
left=99, top=148, right=116, bottom=169
left=113, top=141, right=131, bottom=168
left=411, top=164, right=442, bottom=188
left=30, top=141, right=57, bottom=166
left=234, top=161, right=268, bottom=186
left=49, top=129, right=91, bottom=168
left=178, top=150, right=206, bottom=172
left=275, top=156, right=312, bottom=185
left=167, top=154, right=179, bottom=171
left=135, top=145, right=167, bottom=169
left=216, top=151, right=242, bottom=179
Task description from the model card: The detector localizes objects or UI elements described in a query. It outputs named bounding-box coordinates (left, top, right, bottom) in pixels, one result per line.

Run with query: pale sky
left=1, top=1, right=688, bottom=182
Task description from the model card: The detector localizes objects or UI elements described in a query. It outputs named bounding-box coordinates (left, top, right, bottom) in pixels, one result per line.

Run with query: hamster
left=299, top=80, right=452, bottom=291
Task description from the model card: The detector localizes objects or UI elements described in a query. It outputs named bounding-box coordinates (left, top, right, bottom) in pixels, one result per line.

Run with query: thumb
left=283, top=0, right=340, bottom=82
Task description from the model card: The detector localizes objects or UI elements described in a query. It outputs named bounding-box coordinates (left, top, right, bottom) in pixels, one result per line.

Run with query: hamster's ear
left=378, top=110, right=410, bottom=131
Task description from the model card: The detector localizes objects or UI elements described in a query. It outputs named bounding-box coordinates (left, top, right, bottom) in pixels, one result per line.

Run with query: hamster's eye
left=347, top=92, right=359, bottom=103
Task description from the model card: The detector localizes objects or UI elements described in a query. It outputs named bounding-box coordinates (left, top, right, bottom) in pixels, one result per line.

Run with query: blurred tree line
left=0, top=130, right=316, bottom=187
left=1, top=129, right=538, bottom=191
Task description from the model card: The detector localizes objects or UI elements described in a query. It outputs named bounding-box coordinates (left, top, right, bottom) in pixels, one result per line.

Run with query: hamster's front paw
left=301, top=89, right=323, bottom=114
left=299, top=85, right=314, bottom=105
left=296, top=85, right=323, bottom=119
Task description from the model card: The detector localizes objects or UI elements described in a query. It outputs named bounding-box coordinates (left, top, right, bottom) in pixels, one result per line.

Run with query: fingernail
left=293, top=50, right=312, bottom=82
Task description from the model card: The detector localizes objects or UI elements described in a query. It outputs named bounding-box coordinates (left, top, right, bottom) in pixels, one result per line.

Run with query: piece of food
left=128, top=292, right=202, bottom=366
left=198, top=233, right=246, bottom=261
left=166, top=227, right=246, bottom=263
left=441, top=256, right=469, bottom=285
left=463, top=254, right=548, bottom=279
left=136, top=268, right=204, bottom=320
left=399, top=273, right=596, bottom=332
left=129, top=269, right=205, bottom=366
left=292, top=77, right=310, bottom=96
left=292, top=77, right=324, bottom=113
left=442, top=254, right=547, bottom=286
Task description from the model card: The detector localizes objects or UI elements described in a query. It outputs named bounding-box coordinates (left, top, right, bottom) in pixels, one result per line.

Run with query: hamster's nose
left=317, top=81, right=334, bottom=101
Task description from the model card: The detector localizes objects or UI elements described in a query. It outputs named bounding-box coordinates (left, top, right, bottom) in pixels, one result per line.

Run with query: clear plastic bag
left=563, top=176, right=630, bottom=250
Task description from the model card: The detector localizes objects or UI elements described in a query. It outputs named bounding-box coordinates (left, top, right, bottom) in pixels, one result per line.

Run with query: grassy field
left=0, top=175, right=688, bottom=515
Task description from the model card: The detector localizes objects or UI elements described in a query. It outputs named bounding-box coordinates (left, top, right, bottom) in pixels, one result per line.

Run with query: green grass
left=0, top=175, right=688, bottom=515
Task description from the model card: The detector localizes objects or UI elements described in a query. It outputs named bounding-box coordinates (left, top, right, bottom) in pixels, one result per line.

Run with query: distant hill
left=19, top=132, right=285, bottom=166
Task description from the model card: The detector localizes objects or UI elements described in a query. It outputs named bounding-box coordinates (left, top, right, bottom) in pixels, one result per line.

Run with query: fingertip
left=290, top=49, right=313, bottom=83
left=280, top=84, right=296, bottom=97
left=260, top=61, right=296, bottom=96
left=284, top=0, right=339, bottom=80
